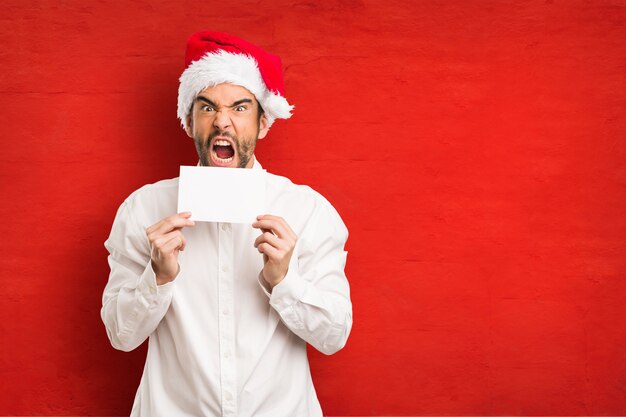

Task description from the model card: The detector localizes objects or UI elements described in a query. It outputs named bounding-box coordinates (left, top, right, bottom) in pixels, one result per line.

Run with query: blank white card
left=177, top=166, right=267, bottom=223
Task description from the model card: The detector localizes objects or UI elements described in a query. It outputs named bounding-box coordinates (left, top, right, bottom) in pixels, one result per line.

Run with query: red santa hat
left=177, top=31, right=294, bottom=132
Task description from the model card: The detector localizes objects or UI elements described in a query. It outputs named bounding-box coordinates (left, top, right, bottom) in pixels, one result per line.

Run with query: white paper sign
left=177, top=166, right=267, bottom=223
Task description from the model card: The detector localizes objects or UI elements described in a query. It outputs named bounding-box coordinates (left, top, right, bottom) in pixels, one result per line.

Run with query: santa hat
left=177, top=31, right=294, bottom=132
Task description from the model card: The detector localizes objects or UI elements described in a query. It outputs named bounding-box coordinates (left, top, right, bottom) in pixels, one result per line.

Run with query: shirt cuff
left=257, top=271, right=273, bottom=298
left=268, top=266, right=308, bottom=313
left=138, top=260, right=175, bottom=302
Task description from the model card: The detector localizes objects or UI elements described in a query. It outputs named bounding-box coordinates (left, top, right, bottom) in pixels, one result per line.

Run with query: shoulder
left=115, top=177, right=179, bottom=227
left=266, top=171, right=333, bottom=213
left=266, top=172, right=348, bottom=239
left=124, top=177, right=179, bottom=204
left=106, top=177, right=176, bottom=253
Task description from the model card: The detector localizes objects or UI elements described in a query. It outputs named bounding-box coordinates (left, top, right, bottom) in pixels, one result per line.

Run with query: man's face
left=185, top=83, right=269, bottom=168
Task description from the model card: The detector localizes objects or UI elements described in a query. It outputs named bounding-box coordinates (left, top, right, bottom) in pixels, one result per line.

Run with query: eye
left=234, top=105, right=246, bottom=112
left=201, top=105, right=214, bottom=112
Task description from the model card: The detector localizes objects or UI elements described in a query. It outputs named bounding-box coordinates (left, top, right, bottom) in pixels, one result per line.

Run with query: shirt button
left=224, top=350, right=230, bottom=358
left=225, top=391, right=233, bottom=401
left=221, top=264, right=229, bottom=272
left=222, top=308, right=229, bottom=315
left=221, top=223, right=230, bottom=231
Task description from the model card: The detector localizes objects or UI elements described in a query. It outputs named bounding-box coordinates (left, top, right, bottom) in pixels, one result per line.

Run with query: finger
left=256, top=215, right=297, bottom=240
left=147, top=211, right=192, bottom=234
left=159, top=233, right=185, bottom=255
left=252, top=218, right=293, bottom=240
left=152, top=230, right=186, bottom=252
left=148, top=212, right=195, bottom=237
left=254, top=231, right=283, bottom=250
left=173, top=230, right=187, bottom=251
left=146, top=214, right=195, bottom=236
left=147, top=212, right=193, bottom=235
left=257, top=242, right=280, bottom=259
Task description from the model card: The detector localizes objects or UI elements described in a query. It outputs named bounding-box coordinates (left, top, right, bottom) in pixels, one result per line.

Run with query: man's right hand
left=146, top=212, right=195, bottom=285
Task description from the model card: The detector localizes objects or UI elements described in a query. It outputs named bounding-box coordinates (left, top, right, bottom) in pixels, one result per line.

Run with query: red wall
left=1, top=1, right=625, bottom=415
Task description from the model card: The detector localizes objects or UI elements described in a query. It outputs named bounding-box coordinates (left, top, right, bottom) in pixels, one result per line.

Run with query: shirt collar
left=251, top=156, right=263, bottom=170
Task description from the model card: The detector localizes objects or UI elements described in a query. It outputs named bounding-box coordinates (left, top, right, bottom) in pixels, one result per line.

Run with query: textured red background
left=1, top=1, right=625, bottom=415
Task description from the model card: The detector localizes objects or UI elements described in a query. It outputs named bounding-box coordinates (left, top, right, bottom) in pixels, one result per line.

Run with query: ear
left=184, top=115, right=193, bottom=138
left=257, top=113, right=269, bottom=140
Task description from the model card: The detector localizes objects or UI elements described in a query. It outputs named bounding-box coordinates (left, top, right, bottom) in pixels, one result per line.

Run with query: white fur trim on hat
left=177, top=50, right=294, bottom=132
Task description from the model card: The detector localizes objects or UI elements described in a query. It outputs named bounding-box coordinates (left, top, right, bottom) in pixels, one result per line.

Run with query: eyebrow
left=195, top=96, right=254, bottom=108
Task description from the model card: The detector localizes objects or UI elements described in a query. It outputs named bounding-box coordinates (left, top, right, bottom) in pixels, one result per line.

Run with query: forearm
left=265, top=270, right=352, bottom=354
left=255, top=194, right=353, bottom=354
left=101, top=257, right=174, bottom=351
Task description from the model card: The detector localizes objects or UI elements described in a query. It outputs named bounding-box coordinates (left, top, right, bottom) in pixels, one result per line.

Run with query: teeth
left=214, top=139, right=231, bottom=146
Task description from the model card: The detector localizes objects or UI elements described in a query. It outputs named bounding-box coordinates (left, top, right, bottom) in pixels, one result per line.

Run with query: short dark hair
left=257, top=102, right=265, bottom=120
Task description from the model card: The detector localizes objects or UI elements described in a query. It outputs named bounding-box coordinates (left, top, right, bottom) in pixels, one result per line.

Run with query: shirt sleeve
left=257, top=199, right=353, bottom=355
left=101, top=199, right=175, bottom=352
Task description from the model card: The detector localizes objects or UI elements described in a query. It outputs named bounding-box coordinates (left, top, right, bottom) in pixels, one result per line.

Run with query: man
left=101, top=31, right=352, bottom=417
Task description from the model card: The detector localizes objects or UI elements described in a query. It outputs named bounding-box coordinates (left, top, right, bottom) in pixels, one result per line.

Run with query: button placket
left=217, top=222, right=237, bottom=417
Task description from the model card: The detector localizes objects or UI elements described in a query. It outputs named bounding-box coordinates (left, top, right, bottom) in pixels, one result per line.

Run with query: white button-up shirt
left=101, top=159, right=352, bottom=417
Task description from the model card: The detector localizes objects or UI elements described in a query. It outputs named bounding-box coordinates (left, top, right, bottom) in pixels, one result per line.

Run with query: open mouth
left=212, top=139, right=235, bottom=164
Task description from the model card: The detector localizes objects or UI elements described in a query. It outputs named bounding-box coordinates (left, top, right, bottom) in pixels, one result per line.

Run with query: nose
left=213, top=109, right=232, bottom=131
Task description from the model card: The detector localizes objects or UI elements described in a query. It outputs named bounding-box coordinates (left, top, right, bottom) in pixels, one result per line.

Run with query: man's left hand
left=252, top=215, right=297, bottom=289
